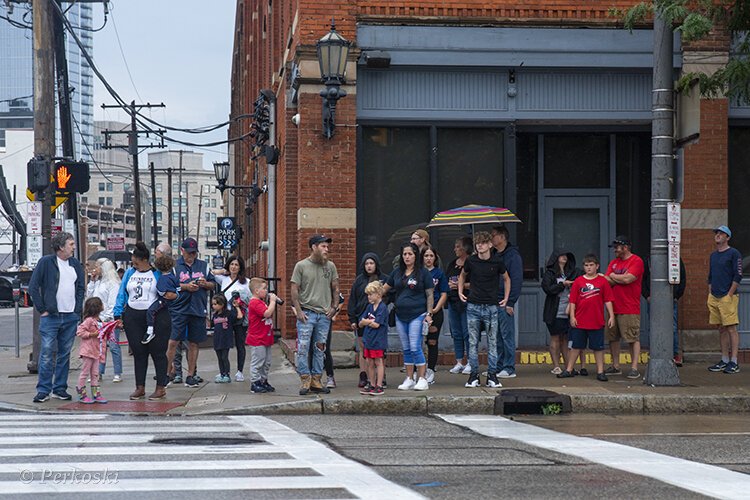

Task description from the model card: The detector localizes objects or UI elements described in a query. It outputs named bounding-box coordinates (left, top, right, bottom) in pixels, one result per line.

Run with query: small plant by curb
left=541, top=403, right=562, bottom=415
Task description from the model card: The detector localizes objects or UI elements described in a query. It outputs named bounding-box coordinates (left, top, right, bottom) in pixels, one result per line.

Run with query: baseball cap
left=309, top=234, right=332, bottom=247
left=181, top=237, right=199, bottom=253
left=609, top=235, right=632, bottom=248
left=713, top=225, right=732, bottom=238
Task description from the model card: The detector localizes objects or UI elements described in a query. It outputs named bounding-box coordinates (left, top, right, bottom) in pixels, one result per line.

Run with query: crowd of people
left=25, top=222, right=742, bottom=403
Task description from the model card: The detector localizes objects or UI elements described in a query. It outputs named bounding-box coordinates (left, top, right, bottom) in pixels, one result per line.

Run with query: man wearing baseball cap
left=707, top=225, right=743, bottom=374
left=290, top=234, right=340, bottom=395
left=603, top=235, right=645, bottom=379
left=167, top=237, right=215, bottom=388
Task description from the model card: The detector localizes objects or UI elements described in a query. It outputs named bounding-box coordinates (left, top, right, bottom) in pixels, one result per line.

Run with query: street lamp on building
left=316, top=19, right=351, bottom=139
left=213, top=161, right=265, bottom=213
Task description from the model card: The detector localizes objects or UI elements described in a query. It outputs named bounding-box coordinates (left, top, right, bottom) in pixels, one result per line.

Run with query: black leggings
left=426, top=309, right=444, bottom=371
left=233, top=323, right=246, bottom=373
left=123, top=306, right=170, bottom=387
left=216, top=349, right=230, bottom=376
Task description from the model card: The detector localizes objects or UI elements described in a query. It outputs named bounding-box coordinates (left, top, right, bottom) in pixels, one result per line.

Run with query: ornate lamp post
left=316, top=20, right=351, bottom=139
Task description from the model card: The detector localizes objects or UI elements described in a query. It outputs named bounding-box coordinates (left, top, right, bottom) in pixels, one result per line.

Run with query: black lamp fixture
left=316, top=18, right=351, bottom=139
left=213, top=160, right=266, bottom=202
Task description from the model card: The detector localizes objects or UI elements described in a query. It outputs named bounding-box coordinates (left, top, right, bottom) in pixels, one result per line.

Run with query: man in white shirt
left=28, top=232, right=86, bottom=403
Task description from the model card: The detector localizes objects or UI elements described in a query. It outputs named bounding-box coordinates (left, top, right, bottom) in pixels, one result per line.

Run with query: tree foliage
left=611, top=0, right=750, bottom=104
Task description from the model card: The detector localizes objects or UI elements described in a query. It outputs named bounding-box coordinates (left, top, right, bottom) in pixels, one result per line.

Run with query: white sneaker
left=112, top=375, right=122, bottom=383
left=398, top=376, right=416, bottom=391
left=449, top=362, right=464, bottom=374
left=499, top=369, right=517, bottom=378
left=462, top=364, right=472, bottom=374
left=414, top=377, right=429, bottom=391
left=550, top=367, right=562, bottom=375
left=425, top=368, right=435, bottom=385
left=235, top=371, right=245, bottom=382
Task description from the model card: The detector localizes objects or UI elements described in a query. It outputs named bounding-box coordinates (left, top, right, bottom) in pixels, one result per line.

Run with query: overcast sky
left=92, top=1, right=236, bottom=169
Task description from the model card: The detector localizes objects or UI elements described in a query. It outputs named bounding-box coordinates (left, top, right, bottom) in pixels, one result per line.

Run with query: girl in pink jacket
left=76, top=297, right=107, bottom=404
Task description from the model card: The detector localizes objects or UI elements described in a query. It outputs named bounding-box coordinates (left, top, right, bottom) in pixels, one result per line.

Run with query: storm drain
left=150, top=434, right=265, bottom=446
left=494, top=389, right=571, bottom=415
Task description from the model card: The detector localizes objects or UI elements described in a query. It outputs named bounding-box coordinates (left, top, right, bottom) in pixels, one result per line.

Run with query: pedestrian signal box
left=54, top=161, right=90, bottom=194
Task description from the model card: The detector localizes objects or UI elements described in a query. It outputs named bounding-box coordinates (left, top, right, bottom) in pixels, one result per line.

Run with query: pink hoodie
left=76, top=317, right=100, bottom=360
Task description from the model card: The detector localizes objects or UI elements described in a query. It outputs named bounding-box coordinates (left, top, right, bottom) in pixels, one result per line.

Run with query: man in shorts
left=603, top=235, right=644, bottom=379
left=707, top=225, right=743, bottom=374
left=168, top=238, right=215, bottom=388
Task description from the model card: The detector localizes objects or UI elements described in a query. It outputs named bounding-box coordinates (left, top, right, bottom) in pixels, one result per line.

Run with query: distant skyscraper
left=0, top=3, right=94, bottom=159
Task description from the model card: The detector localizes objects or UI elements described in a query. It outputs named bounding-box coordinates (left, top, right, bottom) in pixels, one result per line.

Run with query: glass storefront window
left=360, top=127, right=430, bottom=272
left=516, top=133, right=538, bottom=279
left=615, top=133, right=651, bottom=256
left=544, top=134, right=609, bottom=189
left=729, top=127, right=750, bottom=272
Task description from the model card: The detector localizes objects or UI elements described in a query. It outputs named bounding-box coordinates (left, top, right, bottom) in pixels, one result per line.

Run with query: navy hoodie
left=496, top=243, right=523, bottom=308
left=347, top=252, right=387, bottom=326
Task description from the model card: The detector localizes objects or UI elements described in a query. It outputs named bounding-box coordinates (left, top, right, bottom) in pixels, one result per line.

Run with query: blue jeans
left=296, top=310, right=331, bottom=376
left=396, top=313, right=427, bottom=366
left=36, top=312, right=79, bottom=395
left=99, top=328, right=123, bottom=376
left=467, top=303, right=499, bottom=375
left=497, top=306, right=516, bottom=374
left=448, top=303, right=469, bottom=360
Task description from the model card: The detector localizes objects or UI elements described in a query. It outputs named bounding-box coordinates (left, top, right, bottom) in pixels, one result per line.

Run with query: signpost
left=667, top=202, right=681, bottom=285
left=26, top=202, right=43, bottom=266
left=217, top=217, right=238, bottom=250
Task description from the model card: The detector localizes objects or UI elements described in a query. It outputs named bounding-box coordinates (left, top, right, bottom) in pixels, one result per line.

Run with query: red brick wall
left=232, top=0, right=733, bottom=339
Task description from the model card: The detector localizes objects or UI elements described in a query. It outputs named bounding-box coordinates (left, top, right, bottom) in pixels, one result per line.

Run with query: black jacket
left=347, top=252, right=387, bottom=325
left=642, top=256, right=686, bottom=300
left=541, top=250, right=581, bottom=325
left=29, top=253, right=86, bottom=315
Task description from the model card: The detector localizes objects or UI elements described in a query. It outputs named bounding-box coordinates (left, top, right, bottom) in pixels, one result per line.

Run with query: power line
left=109, top=9, right=142, bottom=102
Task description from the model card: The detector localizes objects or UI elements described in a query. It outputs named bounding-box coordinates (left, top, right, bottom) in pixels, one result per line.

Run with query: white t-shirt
left=125, top=269, right=158, bottom=311
left=56, top=257, right=77, bottom=313
left=215, top=274, right=251, bottom=309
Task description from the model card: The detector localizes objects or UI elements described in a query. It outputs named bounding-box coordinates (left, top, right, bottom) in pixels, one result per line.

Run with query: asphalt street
left=0, top=306, right=32, bottom=350
left=0, top=413, right=748, bottom=498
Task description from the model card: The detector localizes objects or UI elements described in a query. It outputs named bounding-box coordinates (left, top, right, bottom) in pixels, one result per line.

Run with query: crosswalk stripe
left=0, top=459, right=304, bottom=473
left=0, top=414, right=108, bottom=421
left=0, top=425, right=246, bottom=435
left=439, top=414, right=750, bottom=500
left=232, top=416, right=425, bottom=499
left=0, top=445, right=283, bottom=457
left=1, top=476, right=344, bottom=494
left=0, top=419, right=232, bottom=426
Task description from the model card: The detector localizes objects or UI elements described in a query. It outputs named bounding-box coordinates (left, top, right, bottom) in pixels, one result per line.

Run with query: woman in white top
left=214, top=256, right=251, bottom=381
left=113, top=242, right=170, bottom=401
left=86, top=258, right=123, bottom=382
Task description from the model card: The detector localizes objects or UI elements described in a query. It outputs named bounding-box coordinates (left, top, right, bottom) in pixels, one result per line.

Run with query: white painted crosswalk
left=0, top=414, right=424, bottom=498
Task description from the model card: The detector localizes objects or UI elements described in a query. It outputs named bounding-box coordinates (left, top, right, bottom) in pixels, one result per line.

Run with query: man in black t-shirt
left=458, top=231, right=510, bottom=389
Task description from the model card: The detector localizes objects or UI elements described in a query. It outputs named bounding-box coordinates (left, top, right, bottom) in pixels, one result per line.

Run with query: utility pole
left=194, top=191, right=204, bottom=249
left=28, top=0, right=56, bottom=374
left=178, top=150, right=183, bottom=241
left=149, top=161, right=158, bottom=248
left=645, top=8, right=680, bottom=386
left=101, top=101, right=166, bottom=243
left=166, top=167, right=173, bottom=246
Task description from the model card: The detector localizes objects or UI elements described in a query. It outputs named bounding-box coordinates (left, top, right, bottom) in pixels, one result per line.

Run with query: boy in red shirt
left=557, top=254, right=614, bottom=381
left=246, top=278, right=279, bottom=393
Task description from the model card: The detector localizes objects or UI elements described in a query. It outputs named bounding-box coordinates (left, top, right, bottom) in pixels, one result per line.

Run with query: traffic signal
left=53, top=161, right=90, bottom=194
left=27, top=156, right=50, bottom=193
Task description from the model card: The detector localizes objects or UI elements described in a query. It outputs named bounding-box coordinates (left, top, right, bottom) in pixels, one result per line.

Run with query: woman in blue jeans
left=384, top=242, right=434, bottom=391
left=86, top=258, right=123, bottom=382
left=445, top=236, right=473, bottom=374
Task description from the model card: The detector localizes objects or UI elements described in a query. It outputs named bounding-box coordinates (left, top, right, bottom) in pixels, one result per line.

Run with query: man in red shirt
left=603, top=236, right=645, bottom=379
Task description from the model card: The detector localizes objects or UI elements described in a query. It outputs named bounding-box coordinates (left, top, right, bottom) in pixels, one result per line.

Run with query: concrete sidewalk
left=2, top=341, right=750, bottom=416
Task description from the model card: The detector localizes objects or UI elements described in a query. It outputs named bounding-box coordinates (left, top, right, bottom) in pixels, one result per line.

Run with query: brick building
left=229, top=1, right=750, bottom=354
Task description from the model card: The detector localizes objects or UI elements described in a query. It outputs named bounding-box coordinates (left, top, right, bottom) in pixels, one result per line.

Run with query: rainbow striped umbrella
left=427, top=205, right=522, bottom=228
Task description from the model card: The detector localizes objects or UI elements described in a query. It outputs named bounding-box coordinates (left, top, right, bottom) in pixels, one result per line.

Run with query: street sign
left=667, top=202, right=681, bottom=243
left=217, top=217, right=238, bottom=250
left=27, top=235, right=43, bottom=266
left=27, top=201, right=42, bottom=235
left=51, top=218, right=62, bottom=238
left=106, top=235, right=125, bottom=251
left=668, top=242, right=681, bottom=284
left=64, top=219, right=75, bottom=235
left=212, top=254, right=225, bottom=270
left=26, top=187, right=67, bottom=213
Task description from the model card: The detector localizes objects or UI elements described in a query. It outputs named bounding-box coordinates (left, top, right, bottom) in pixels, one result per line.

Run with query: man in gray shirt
left=291, top=234, right=340, bottom=395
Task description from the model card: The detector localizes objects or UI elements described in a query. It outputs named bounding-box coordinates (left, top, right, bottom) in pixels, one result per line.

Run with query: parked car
left=0, top=276, right=31, bottom=308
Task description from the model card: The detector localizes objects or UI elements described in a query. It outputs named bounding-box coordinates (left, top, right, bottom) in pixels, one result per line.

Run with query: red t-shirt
left=245, top=297, right=274, bottom=347
left=569, top=275, right=613, bottom=330
left=605, top=254, right=644, bottom=314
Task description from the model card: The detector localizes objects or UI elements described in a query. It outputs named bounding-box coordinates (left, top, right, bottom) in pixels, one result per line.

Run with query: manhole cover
left=150, top=435, right=264, bottom=446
